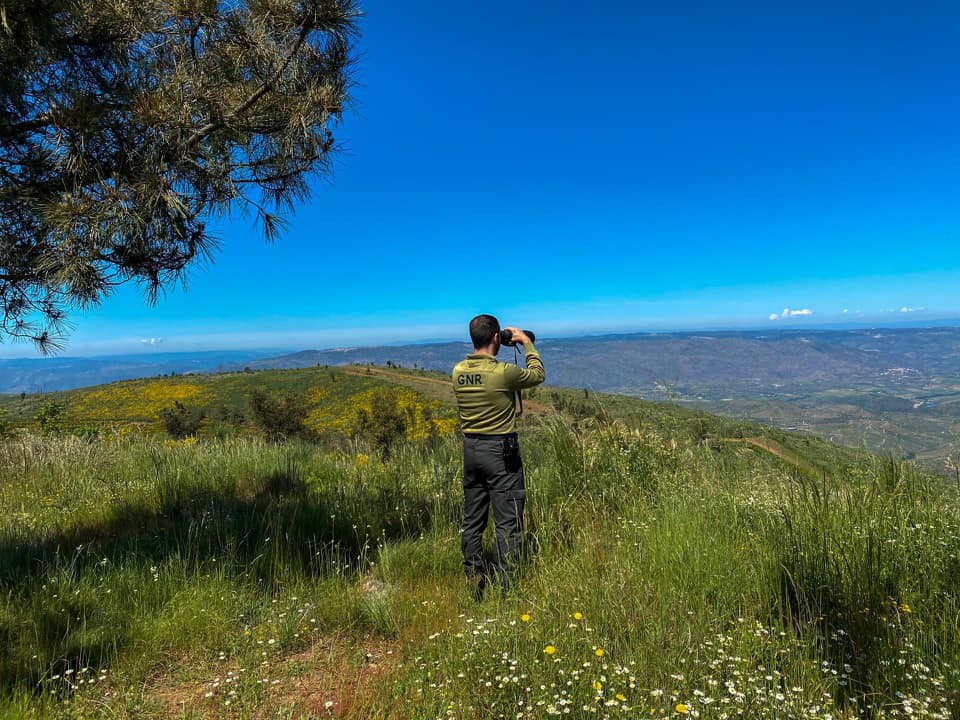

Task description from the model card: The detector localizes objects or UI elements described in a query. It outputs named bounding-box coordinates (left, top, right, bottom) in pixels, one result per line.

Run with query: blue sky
left=7, top=0, right=960, bottom=357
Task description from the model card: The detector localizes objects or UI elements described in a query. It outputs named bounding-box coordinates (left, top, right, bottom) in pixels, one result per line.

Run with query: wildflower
left=616, top=693, right=627, bottom=702
left=676, top=703, right=690, bottom=714
left=573, top=612, right=584, bottom=621
left=521, top=614, right=531, bottom=622
left=544, top=645, right=557, bottom=655
left=594, top=681, right=603, bottom=691
left=595, top=648, right=605, bottom=658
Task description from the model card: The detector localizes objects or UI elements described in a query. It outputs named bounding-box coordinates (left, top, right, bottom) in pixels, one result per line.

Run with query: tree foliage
left=352, top=387, right=408, bottom=454
left=35, top=400, right=65, bottom=434
left=249, top=388, right=308, bottom=439
left=159, top=400, right=205, bottom=439
left=0, top=0, right=359, bottom=351
left=0, top=408, right=12, bottom=438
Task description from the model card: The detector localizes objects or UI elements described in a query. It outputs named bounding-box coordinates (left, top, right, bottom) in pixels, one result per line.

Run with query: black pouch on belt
left=503, top=435, right=522, bottom=474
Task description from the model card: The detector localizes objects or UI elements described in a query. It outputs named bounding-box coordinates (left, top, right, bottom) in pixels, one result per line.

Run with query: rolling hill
left=0, top=363, right=870, bottom=479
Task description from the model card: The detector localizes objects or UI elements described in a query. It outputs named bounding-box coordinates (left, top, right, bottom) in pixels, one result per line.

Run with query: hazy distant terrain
left=0, top=349, right=280, bottom=394
left=4, top=326, right=960, bottom=463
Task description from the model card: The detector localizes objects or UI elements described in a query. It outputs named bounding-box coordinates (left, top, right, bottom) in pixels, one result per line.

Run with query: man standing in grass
left=452, top=314, right=545, bottom=600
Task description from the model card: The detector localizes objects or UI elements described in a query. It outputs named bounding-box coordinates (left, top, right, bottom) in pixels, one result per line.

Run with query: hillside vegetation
left=0, top=366, right=458, bottom=444
left=205, top=327, right=960, bottom=466
left=0, top=367, right=957, bottom=719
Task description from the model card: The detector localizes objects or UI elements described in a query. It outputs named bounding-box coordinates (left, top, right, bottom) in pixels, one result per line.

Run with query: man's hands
left=503, top=327, right=531, bottom=345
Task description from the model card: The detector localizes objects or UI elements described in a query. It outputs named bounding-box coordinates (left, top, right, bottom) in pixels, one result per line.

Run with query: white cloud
left=842, top=308, right=849, bottom=314
left=769, top=308, right=814, bottom=320
left=140, top=337, right=165, bottom=345
left=899, top=306, right=925, bottom=313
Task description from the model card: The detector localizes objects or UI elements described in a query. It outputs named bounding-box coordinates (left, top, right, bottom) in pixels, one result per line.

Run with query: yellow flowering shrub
left=306, top=386, right=457, bottom=442
left=69, top=379, right=210, bottom=427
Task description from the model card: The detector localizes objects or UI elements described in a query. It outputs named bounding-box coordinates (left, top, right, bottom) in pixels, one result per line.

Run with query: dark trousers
left=461, top=433, right=526, bottom=587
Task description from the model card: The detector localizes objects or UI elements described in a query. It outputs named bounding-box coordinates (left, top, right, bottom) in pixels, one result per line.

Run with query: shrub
left=35, top=401, right=65, bottom=435
left=550, top=391, right=567, bottom=413
left=352, top=387, right=408, bottom=454
left=249, top=389, right=309, bottom=440
left=159, top=401, right=205, bottom=439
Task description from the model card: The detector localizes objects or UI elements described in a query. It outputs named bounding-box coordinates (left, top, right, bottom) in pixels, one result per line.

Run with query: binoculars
left=500, top=328, right=536, bottom=346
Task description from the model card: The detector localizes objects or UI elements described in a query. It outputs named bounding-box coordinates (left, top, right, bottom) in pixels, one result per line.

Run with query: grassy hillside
left=0, top=368, right=957, bottom=719
left=0, top=364, right=865, bottom=474
left=0, top=366, right=459, bottom=442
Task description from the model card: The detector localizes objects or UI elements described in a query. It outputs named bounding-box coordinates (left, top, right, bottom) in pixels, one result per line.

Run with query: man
left=452, top=314, right=545, bottom=599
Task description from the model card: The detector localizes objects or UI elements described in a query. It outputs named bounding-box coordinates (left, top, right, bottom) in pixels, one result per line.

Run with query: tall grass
left=0, top=414, right=957, bottom=718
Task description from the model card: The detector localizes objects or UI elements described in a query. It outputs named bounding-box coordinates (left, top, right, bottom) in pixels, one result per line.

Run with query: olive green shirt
left=452, top=342, right=545, bottom=435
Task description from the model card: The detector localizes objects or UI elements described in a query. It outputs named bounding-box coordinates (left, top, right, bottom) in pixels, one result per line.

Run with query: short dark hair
left=469, top=314, right=500, bottom=348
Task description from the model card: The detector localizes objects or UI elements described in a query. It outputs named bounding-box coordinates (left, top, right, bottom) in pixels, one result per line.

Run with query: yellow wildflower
left=573, top=612, right=583, bottom=620
left=616, top=693, right=627, bottom=702
left=593, top=681, right=603, bottom=691
left=595, top=647, right=605, bottom=658
left=520, top=613, right=531, bottom=622
left=544, top=645, right=556, bottom=655
left=676, top=703, right=689, bottom=714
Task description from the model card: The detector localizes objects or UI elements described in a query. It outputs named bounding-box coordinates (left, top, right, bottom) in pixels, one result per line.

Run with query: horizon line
left=3, top=316, right=960, bottom=362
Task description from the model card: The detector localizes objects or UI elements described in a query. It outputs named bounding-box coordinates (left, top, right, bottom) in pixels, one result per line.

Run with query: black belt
left=462, top=432, right=517, bottom=440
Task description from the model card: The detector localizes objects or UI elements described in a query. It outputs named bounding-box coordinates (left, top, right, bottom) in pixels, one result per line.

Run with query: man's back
left=452, top=345, right=544, bottom=435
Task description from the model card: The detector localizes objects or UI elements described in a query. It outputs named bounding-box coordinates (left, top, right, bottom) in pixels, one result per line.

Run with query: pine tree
left=0, top=0, right=360, bottom=350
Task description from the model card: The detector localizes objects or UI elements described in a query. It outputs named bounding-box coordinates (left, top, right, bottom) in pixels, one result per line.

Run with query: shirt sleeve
left=503, top=342, right=545, bottom=389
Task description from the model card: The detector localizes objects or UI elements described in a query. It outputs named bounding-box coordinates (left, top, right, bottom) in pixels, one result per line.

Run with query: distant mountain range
left=229, top=326, right=960, bottom=394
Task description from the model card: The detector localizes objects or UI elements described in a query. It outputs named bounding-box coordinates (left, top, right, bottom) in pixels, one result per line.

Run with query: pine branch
left=183, top=21, right=315, bottom=149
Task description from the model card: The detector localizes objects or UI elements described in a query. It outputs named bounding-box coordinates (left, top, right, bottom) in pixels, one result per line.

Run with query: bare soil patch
left=146, top=635, right=399, bottom=719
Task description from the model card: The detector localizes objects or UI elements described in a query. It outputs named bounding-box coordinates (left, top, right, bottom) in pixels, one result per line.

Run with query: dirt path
left=341, top=365, right=455, bottom=404
left=723, top=436, right=818, bottom=474
left=144, top=579, right=467, bottom=719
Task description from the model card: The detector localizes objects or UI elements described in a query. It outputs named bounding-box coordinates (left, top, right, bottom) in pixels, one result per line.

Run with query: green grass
left=0, top=372, right=958, bottom=718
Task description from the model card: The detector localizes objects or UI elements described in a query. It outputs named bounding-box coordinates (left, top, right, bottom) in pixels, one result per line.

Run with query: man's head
left=469, top=314, right=500, bottom=354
